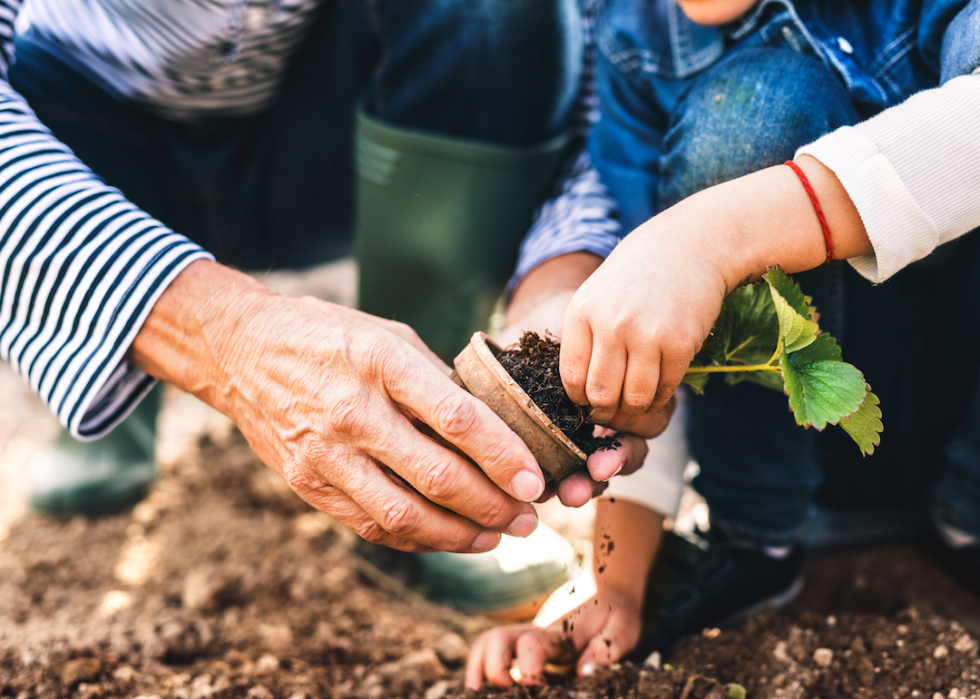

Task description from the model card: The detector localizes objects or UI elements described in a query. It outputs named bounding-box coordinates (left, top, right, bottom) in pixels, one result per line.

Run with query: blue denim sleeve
left=587, top=9, right=671, bottom=233
left=920, top=0, right=980, bottom=82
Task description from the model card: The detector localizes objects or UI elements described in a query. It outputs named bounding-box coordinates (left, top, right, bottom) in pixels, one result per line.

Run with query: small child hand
left=464, top=590, right=643, bottom=689
left=560, top=206, right=730, bottom=423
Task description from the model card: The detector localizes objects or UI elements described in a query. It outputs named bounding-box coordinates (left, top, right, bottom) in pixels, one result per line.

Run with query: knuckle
left=432, top=391, right=480, bottom=440
left=415, top=457, right=461, bottom=503
left=477, top=497, right=513, bottom=531
left=283, top=463, right=322, bottom=499
left=389, top=319, right=421, bottom=343
left=352, top=519, right=388, bottom=545
left=354, top=330, right=407, bottom=383
left=473, top=438, right=514, bottom=480
left=559, top=363, right=584, bottom=393
left=379, top=498, right=422, bottom=538
left=325, top=387, right=369, bottom=437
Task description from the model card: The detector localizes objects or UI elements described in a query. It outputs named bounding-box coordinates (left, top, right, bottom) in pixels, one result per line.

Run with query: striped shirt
left=508, top=0, right=622, bottom=298
left=20, top=0, right=325, bottom=120
left=0, top=0, right=619, bottom=439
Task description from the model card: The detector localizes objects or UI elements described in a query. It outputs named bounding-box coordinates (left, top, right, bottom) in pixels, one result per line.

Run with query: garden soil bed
left=2, top=398, right=980, bottom=698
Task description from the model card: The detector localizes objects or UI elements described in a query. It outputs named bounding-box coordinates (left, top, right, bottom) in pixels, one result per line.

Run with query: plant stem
left=684, top=363, right=783, bottom=375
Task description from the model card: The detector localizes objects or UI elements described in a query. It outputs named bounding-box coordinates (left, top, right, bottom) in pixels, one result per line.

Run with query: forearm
left=592, top=498, right=663, bottom=605
left=505, top=252, right=603, bottom=336
left=0, top=80, right=212, bottom=437
left=125, top=259, right=271, bottom=415
left=650, top=154, right=869, bottom=298
left=799, top=75, right=980, bottom=282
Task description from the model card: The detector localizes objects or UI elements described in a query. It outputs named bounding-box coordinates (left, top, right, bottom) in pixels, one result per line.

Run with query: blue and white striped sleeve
left=506, top=0, right=622, bottom=299
left=0, top=0, right=213, bottom=440
left=506, top=151, right=622, bottom=298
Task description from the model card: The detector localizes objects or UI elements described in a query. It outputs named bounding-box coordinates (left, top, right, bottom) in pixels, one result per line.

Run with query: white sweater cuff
left=797, top=75, right=980, bottom=283
left=796, top=127, right=937, bottom=283
left=603, top=396, right=689, bottom=518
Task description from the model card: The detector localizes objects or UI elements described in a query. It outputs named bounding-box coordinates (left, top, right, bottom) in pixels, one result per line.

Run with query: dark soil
left=454, top=551, right=980, bottom=699
left=496, top=332, right=620, bottom=456
left=2, top=417, right=980, bottom=698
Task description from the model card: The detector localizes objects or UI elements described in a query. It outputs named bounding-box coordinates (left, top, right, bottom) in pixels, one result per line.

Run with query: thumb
left=576, top=611, right=639, bottom=675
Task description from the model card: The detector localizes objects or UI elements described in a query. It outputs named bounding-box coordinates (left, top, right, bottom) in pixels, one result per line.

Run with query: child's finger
left=582, top=339, right=627, bottom=424
left=652, top=343, right=698, bottom=412
left=482, top=629, right=524, bottom=687
left=515, top=629, right=563, bottom=686
left=464, top=634, right=491, bottom=689
left=558, top=313, right=593, bottom=406
left=586, top=432, right=648, bottom=481
left=620, top=346, right=661, bottom=415
left=601, top=396, right=675, bottom=438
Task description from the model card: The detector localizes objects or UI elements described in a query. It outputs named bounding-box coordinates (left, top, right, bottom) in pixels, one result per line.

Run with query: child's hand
left=560, top=158, right=864, bottom=423
left=560, top=207, right=729, bottom=424
left=464, top=590, right=643, bottom=689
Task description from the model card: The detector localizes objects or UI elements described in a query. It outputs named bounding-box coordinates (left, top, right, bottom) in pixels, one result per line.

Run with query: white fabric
left=603, top=393, right=689, bottom=519
left=797, top=74, right=980, bottom=283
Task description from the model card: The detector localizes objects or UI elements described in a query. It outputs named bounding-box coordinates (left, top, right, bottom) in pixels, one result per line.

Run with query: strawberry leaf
left=765, top=266, right=821, bottom=354
left=839, top=385, right=883, bottom=456
left=700, top=282, right=779, bottom=368
left=780, top=334, right=867, bottom=430
left=763, top=266, right=813, bottom=319
left=681, top=364, right=709, bottom=394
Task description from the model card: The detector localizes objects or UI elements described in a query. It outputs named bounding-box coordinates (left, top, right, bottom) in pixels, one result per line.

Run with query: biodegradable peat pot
left=452, top=332, right=587, bottom=482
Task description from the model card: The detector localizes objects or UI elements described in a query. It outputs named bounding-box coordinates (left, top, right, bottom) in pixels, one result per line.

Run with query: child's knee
left=660, top=48, right=859, bottom=202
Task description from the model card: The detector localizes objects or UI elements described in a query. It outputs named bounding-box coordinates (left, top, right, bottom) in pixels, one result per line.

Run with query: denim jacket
left=590, top=0, right=979, bottom=230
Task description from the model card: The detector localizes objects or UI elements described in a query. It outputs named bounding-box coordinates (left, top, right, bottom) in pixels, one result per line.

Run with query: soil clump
left=496, top=332, right=620, bottom=455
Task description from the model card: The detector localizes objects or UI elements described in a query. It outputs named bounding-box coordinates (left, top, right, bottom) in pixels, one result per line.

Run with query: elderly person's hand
left=501, top=253, right=671, bottom=508
left=129, top=259, right=548, bottom=553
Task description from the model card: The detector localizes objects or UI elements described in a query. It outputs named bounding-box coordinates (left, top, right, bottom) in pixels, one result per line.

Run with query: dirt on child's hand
left=464, top=591, right=643, bottom=689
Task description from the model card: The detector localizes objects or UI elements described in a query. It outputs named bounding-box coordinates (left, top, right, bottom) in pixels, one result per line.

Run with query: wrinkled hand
left=465, top=590, right=643, bottom=688
left=131, top=261, right=546, bottom=553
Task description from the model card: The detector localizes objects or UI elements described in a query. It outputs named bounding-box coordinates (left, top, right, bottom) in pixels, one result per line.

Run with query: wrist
left=697, top=156, right=868, bottom=294
left=506, top=253, right=603, bottom=326
left=127, top=259, right=273, bottom=415
left=698, top=166, right=829, bottom=294
left=594, top=576, right=646, bottom=612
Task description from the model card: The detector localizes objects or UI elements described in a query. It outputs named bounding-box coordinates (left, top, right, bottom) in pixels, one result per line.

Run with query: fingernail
left=580, top=662, right=596, bottom=676
left=511, top=470, right=545, bottom=502
left=470, top=530, right=501, bottom=553
left=505, top=512, right=538, bottom=538
left=611, top=460, right=626, bottom=478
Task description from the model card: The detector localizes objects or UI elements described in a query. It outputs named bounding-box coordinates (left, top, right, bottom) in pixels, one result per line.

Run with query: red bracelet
left=784, top=160, right=835, bottom=263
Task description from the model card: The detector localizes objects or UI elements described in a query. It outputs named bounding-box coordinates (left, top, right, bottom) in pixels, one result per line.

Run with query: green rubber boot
left=356, top=112, right=575, bottom=614
left=355, top=108, right=571, bottom=360
left=417, top=523, right=579, bottom=620
left=30, top=384, right=161, bottom=516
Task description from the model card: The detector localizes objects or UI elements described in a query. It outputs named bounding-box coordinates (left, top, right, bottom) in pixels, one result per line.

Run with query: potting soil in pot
left=495, top=331, right=620, bottom=456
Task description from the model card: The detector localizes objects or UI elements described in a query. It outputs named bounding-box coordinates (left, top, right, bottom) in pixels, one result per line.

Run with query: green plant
left=682, top=266, right=882, bottom=455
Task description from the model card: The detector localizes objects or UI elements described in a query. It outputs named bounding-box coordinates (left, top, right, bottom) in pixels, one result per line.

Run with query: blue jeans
left=9, top=0, right=581, bottom=270
left=649, top=47, right=980, bottom=546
